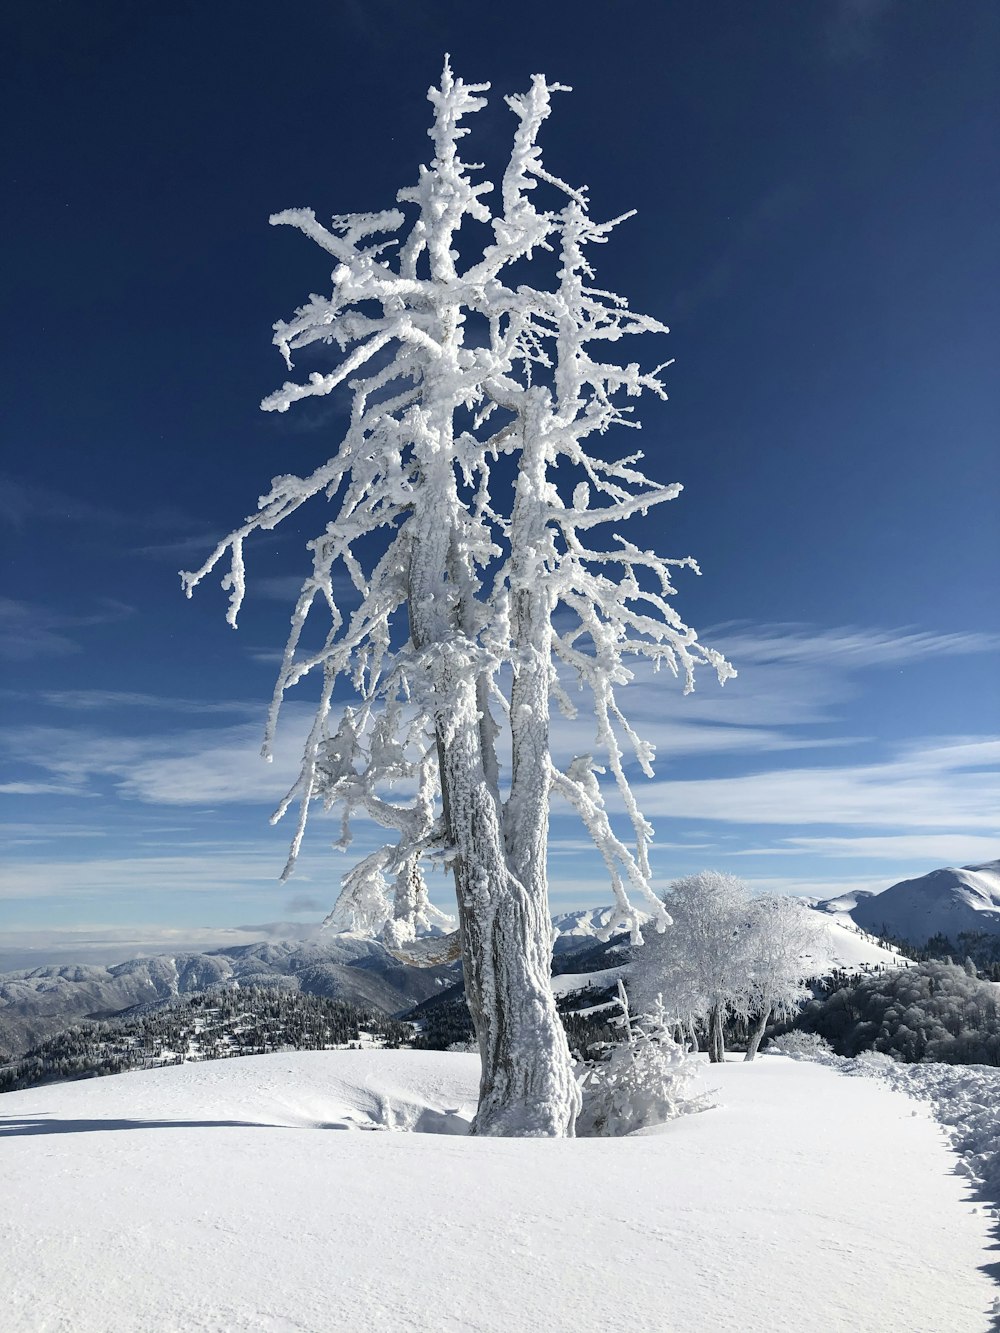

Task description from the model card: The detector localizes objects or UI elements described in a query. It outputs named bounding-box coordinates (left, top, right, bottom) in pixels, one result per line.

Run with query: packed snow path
left=0, top=1051, right=995, bottom=1332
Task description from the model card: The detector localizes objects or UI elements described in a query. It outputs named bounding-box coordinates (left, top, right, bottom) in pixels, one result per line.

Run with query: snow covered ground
left=1, top=1051, right=997, bottom=1332
left=803, top=903, right=907, bottom=973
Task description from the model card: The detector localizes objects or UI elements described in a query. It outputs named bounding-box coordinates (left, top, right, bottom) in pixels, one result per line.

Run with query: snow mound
left=812, top=888, right=878, bottom=914
left=1, top=1050, right=996, bottom=1332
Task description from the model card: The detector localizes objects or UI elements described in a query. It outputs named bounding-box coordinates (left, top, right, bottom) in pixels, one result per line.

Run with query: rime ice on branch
left=182, top=60, right=733, bottom=1136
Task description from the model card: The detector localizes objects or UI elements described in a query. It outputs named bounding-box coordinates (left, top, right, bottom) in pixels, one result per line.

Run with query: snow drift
left=1, top=1049, right=996, bottom=1331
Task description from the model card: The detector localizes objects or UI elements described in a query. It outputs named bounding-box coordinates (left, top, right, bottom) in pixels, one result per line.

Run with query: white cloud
left=38, top=690, right=257, bottom=716
left=632, top=737, right=1000, bottom=831
left=0, top=598, right=134, bottom=661
left=0, top=822, right=109, bottom=841
left=4, top=621, right=996, bottom=932
left=0, top=781, right=92, bottom=796
left=0, top=852, right=280, bottom=900
left=711, top=624, right=1000, bottom=668
left=768, top=834, right=1000, bottom=865
left=2, top=712, right=314, bottom=807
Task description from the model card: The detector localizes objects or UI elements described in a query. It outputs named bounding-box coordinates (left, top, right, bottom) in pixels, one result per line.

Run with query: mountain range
left=3, top=859, right=995, bottom=1060
left=815, top=859, right=1000, bottom=947
left=0, top=936, right=458, bottom=1060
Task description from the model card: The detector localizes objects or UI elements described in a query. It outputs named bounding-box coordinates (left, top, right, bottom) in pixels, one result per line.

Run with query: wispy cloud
left=0, top=476, right=122, bottom=530
left=2, top=717, right=306, bottom=806
left=0, top=822, right=109, bottom=842
left=632, top=737, right=1000, bottom=831
left=37, top=689, right=258, bottom=716
left=0, top=598, right=134, bottom=661
left=250, top=570, right=360, bottom=603
left=0, top=473, right=209, bottom=546
left=712, top=624, right=1000, bottom=668
left=0, top=780, right=93, bottom=797
left=671, top=182, right=807, bottom=319
left=547, top=622, right=998, bottom=771
left=0, top=850, right=295, bottom=900
left=760, top=834, right=999, bottom=865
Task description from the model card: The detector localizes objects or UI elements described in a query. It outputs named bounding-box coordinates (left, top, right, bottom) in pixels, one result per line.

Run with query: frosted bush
left=851, top=1050, right=897, bottom=1074
left=576, top=985, right=713, bottom=1137
left=765, top=1031, right=834, bottom=1061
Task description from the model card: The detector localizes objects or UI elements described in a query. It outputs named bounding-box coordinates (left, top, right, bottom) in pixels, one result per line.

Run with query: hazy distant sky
left=2, top=1, right=997, bottom=953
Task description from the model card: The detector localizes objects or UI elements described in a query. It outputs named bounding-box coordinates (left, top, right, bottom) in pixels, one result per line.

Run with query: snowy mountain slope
left=850, top=860, right=1000, bottom=946
left=550, top=906, right=649, bottom=952
left=801, top=907, right=906, bottom=974
left=0, top=937, right=457, bottom=1059
left=812, top=888, right=878, bottom=915
left=0, top=1050, right=994, bottom=1332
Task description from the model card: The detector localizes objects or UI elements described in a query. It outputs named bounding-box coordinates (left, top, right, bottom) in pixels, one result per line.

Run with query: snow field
left=1, top=1049, right=996, bottom=1332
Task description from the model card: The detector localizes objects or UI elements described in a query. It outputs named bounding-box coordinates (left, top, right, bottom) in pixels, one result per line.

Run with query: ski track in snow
left=1, top=1049, right=998, bottom=1332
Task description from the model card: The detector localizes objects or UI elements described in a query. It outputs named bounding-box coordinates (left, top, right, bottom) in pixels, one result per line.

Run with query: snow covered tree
left=742, top=895, right=817, bottom=1060
left=182, top=62, right=732, bottom=1136
left=631, top=871, right=756, bottom=1062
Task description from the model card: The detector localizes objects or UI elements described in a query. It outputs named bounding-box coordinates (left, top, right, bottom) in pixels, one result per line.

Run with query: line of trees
left=877, top=929, right=1000, bottom=979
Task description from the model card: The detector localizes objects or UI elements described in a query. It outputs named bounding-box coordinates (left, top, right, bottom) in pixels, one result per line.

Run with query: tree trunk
left=430, top=692, right=576, bottom=1136
left=687, top=1017, right=699, bottom=1054
left=708, top=1003, right=726, bottom=1063
left=407, top=401, right=577, bottom=1136
left=744, top=1006, right=770, bottom=1061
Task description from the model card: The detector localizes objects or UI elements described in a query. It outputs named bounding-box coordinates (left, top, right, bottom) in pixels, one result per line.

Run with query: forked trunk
left=409, top=444, right=577, bottom=1137
left=431, top=703, right=577, bottom=1136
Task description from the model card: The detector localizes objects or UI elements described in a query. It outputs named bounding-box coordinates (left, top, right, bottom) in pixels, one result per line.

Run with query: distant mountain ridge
left=0, top=936, right=458, bottom=1059
left=7, top=866, right=993, bottom=1059
left=847, top=860, right=1000, bottom=947
left=0, top=915, right=622, bottom=1059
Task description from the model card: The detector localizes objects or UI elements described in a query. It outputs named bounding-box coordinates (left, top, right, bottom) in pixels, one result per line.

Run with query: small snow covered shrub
left=765, top=1031, right=834, bottom=1060
left=851, top=1050, right=897, bottom=1075
left=576, top=985, right=712, bottom=1136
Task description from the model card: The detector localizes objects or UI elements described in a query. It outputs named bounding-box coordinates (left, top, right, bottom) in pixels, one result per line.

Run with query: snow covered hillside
left=850, top=860, right=1000, bottom=946
left=1, top=1050, right=995, bottom=1332
left=804, top=899, right=907, bottom=973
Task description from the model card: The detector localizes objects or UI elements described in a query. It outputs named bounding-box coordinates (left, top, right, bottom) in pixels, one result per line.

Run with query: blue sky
left=2, top=1, right=997, bottom=961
